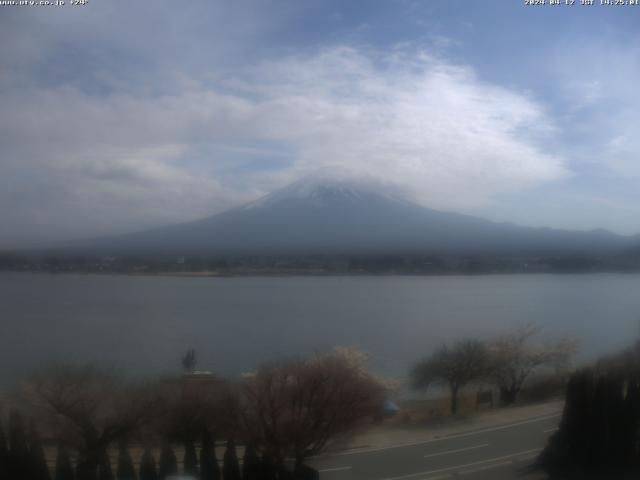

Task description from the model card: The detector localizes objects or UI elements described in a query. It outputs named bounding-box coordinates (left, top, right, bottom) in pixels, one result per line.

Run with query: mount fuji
left=79, top=172, right=637, bottom=256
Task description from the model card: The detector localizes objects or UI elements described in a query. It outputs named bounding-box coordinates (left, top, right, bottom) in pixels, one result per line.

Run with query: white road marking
left=319, top=466, right=352, bottom=473
left=381, top=448, right=542, bottom=480
left=458, top=450, right=541, bottom=476
left=543, top=427, right=558, bottom=433
left=328, top=412, right=560, bottom=457
left=457, top=460, right=516, bottom=476
left=423, top=443, right=489, bottom=459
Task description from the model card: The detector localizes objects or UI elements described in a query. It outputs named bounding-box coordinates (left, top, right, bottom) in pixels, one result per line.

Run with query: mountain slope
left=82, top=175, right=637, bottom=256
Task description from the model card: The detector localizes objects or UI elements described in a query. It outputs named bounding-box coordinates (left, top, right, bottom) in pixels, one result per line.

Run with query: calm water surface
left=1, top=272, right=639, bottom=386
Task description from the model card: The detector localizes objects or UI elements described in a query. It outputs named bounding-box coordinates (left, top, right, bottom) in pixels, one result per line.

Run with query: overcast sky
left=1, top=0, right=639, bottom=247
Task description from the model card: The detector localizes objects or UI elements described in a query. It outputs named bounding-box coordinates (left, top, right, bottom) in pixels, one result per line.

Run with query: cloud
left=245, top=47, right=567, bottom=208
left=548, top=39, right=640, bottom=170
left=0, top=36, right=568, bottom=246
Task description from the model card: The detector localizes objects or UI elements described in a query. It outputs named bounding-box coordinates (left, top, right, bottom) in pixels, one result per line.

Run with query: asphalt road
left=310, top=413, right=560, bottom=480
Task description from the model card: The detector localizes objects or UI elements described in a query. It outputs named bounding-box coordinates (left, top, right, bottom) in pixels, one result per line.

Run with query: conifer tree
left=54, top=444, right=75, bottom=480
left=181, top=349, right=197, bottom=374
left=0, top=417, right=8, bottom=480
left=293, top=464, right=319, bottom=480
left=222, top=440, right=241, bottom=480
left=183, top=439, right=198, bottom=477
left=29, top=422, right=52, bottom=480
left=199, top=428, right=220, bottom=480
left=8, top=409, right=30, bottom=480
left=157, top=440, right=177, bottom=480
left=116, top=443, right=136, bottom=480
left=139, top=447, right=158, bottom=480
left=75, top=451, right=94, bottom=480
left=589, top=375, right=608, bottom=468
left=605, top=374, right=626, bottom=468
left=241, top=444, right=261, bottom=480
left=539, top=368, right=639, bottom=478
left=277, top=464, right=294, bottom=480
left=622, top=380, right=640, bottom=466
left=260, top=452, right=278, bottom=480
left=98, top=449, right=114, bottom=480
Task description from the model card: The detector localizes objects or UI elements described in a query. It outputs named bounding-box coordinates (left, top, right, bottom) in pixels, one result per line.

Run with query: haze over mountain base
left=2, top=172, right=640, bottom=274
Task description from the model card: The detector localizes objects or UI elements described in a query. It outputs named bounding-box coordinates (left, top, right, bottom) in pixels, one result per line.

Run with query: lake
left=1, top=272, right=639, bottom=387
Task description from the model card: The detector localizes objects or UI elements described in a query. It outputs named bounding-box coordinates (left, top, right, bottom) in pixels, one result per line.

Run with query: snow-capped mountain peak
left=78, top=170, right=636, bottom=257
left=243, top=170, right=408, bottom=210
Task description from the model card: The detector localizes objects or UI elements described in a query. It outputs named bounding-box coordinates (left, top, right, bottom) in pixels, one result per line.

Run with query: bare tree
left=21, top=363, right=162, bottom=480
left=412, top=339, right=489, bottom=415
left=155, top=373, right=235, bottom=443
left=239, top=352, right=383, bottom=469
left=488, top=325, right=579, bottom=405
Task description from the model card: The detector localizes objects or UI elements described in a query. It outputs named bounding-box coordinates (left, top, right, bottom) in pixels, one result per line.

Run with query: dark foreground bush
left=538, top=368, right=640, bottom=479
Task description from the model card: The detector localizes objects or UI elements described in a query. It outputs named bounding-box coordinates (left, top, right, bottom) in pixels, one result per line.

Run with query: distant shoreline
left=3, top=249, right=640, bottom=277
left=3, top=268, right=640, bottom=278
